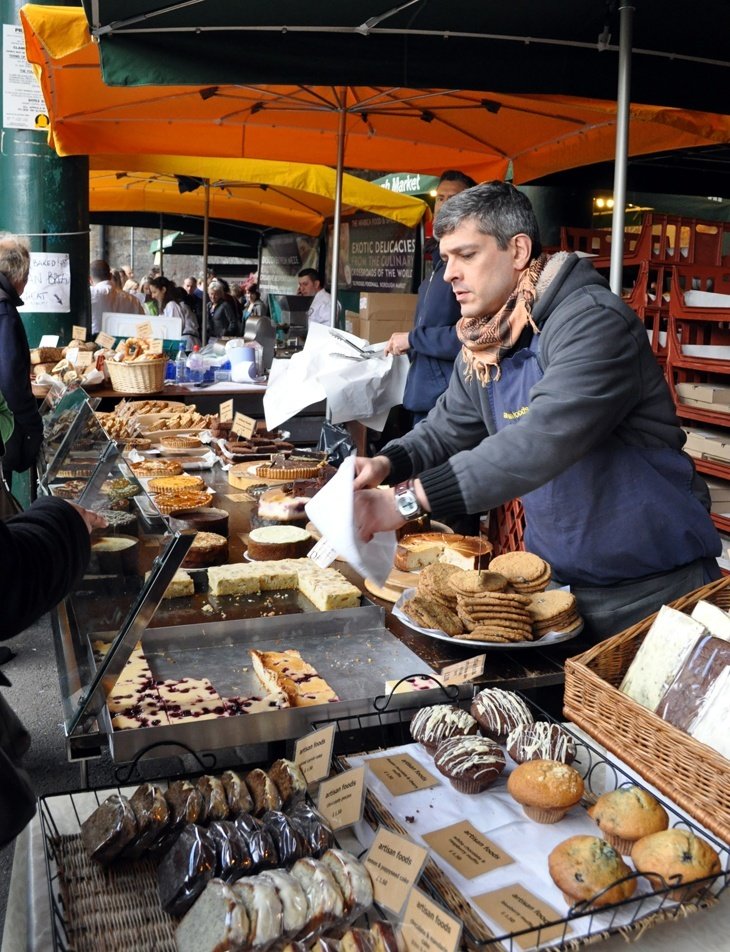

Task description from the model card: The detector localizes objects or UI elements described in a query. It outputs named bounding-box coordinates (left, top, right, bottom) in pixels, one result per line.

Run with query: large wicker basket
left=564, top=575, right=730, bottom=843
left=106, top=358, right=166, bottom=394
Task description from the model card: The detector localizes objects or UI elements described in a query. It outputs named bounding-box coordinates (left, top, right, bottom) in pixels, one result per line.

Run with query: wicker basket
left=564, top=575, right=730, bottom=843
left=106, top=358, right=166, bottom=394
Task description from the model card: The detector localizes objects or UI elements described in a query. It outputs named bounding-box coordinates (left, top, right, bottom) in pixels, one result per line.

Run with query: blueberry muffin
left=631, top=828, right=721, bottom=900
left=409, top=704, right=479, bottom=753
left=587, top=786, right=669, bottom=854
left=548, top=835, right=636, bottom=907
left=470, top=688, right=533, bottom=743
left=507, top=759, right=584, bottom=823
left=434, top=735, right=506, bottom=793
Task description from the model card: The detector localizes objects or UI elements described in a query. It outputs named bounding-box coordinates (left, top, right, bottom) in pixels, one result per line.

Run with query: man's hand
left=353, top=455, right=391, bottom=490
left=354, top=487, right=405, bottom=542
left=384, top=331, right=410, bottom=357
left=67, top=502, right=108, bottom=535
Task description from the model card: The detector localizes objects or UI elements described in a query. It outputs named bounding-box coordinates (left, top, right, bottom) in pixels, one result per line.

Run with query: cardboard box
left=358, top=316, right=411, bottom=344
left=358, top=292, right=417, bottom=322
left=676, top=382, right=730, bottom=406
left=705, top=478, right=730, bottom=514
left=345, top=311, right=360, bottom=337
left=683, top=426, right=730, bottom=463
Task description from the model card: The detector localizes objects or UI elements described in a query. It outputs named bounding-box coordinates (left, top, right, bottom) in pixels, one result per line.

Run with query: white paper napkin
left=305, top=455, right=396, bottom=587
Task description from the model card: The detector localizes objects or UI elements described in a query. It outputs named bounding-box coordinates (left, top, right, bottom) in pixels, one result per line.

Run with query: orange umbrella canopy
left=21, top=5, right=730, bottom=184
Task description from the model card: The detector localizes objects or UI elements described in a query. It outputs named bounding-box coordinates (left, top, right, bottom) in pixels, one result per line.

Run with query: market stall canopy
left=87, top=154, right=429, bottom=236
left=77, top=1, right=730, bottom=116
left=20, top=6, right=730, bottom=185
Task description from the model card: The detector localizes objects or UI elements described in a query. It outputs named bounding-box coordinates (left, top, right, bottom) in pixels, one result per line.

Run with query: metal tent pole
left=609, top=0, right=634, bottom=296
left=329, top=98, right=346, bottom=328
left=201, top=179, right=210, bottom=342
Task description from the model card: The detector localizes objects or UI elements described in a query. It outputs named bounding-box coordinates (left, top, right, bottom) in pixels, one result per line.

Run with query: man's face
left=297, top=275, right=319, bottom=296
left=208, top=284, right=222, bottom=303
left=434, top=179, right=467, bottom=216
left=183, top=278, right=196, bottom=294
left=440, top=220, right=528, bottom=320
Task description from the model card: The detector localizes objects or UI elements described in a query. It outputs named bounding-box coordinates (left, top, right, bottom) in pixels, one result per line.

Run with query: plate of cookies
left=392, top=558, right=583, bottom=648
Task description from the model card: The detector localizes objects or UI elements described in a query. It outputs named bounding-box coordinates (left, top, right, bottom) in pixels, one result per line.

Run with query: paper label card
left=136, top=320, right=153, bottom=339
left=294, top=723, right=336, bottom=783
left=64, top=347, right=79, bottom=366
left=307, top=536, right=338, bottom=568
left=149, top=338, right=163, bottom=354
left=440, top=654, right=486, bottom=686
left=232, top=412, right=257, bottom=439
left=71, top=324, right=87, bottom=341
left=38, top=334, right=60, bottom=347
left=474, top=884, right=571, bottom=951
left=401, top=887, right=462, bottom=952
left=219, top=398, right=234, bottom=422
left=368, top=753, right=441, bottom=796
left=423, top=821, right=514, bottom=879
left=95, top=331, right=116, bottom=349
left=317, top=766, right=366, bottom=831
left=364, top=827, right=429, bottom=915
left=75, top=351, right=94, bottom=368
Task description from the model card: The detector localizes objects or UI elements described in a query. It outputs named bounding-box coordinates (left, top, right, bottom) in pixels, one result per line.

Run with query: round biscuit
left=489, top=552, right=549, bottom=583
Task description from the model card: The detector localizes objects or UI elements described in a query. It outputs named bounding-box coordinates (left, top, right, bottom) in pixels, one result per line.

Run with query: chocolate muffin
left=470, top=688, right=534, bottom=743
left=433, top=735, right=506, bottom=794
left=409, top=704, right=479, bottom=753
left=506, top=721, right=577, bottom=765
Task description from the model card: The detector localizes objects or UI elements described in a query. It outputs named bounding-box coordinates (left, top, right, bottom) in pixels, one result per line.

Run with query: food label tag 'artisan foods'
left=317, top=766, right=366, bottom=830
left=440, top=654, right=486, bottom=685
left=232, top=412, right=257, bottom=439
left=401, top=886, right=462, bottom=952
left=474, top=884, right=571, bottom=951
left=219, top=399, right=234, bottom=422
left=95, top=331, right=116, bottom=349
left=364, top=827, right=430, bottom=915
left=367, top=753, right=440, bottom=796
left=294, top=723, right=336, bottom=783
left=423, top=820, right=514, bottom=879
left=71, top=324, right=87, bottom=341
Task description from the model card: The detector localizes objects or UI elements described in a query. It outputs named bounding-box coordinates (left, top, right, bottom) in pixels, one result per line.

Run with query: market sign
left=374, top=173, right=440, bottom=196
left=326, top=212, right=417, bottom=294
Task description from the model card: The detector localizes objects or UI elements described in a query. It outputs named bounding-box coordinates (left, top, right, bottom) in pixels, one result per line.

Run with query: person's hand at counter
left=353, top=454, right=392, bottom=490
left=354, top=477, right=431, bottom=542
left=384, top=331, right=411, bottom=357
left=66, top=502, right=108, bottom=534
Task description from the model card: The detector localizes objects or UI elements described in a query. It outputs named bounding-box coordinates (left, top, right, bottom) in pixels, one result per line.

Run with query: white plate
left=392, top=588, right=583, bottom=649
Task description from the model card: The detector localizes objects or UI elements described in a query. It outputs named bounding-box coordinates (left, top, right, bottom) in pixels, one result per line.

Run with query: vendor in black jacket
left=0, top=234, right=43, bottom=486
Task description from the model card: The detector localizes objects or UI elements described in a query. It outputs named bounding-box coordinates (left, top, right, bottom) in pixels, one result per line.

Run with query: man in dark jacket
left=354, top=182, right=721, bottom=641
left=384, top=170, right=476, bottom=424
left=0, top=234, right=42, bottom=487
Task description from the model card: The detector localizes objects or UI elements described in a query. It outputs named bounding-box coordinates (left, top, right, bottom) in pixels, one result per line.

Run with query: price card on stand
left=474, top=885, right=571, bottom=950
left=401, top=887, right=462, bottom=952
left=317, top=766, right=366, bottom=831
left=423, top=820, right=513, bottom=878
left=232, top=412, right=257, bottom=439
left=440, top=654, right=486, bottom=686
left=364, top=827, right=429, bottom=915
left=136, top=320, right=153, bottom=339
left=219, top=399, right=234, bottom=422
left=294, top=723, right=336, bottom=783
left=96, top=331, right=116, bottom=350
left=75, top=351, right=94, bottom=368
left=71, top=325, right=87, bottom=341
left=367, top=753, right=440, bottom=796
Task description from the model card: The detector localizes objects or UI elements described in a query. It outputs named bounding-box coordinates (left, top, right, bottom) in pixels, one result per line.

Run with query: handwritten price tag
left=232, top=412, right=257, bottom=439
left=71, top=324, right=87, bottom=341
left=219, top=399, right=234, bottom=422
left=136, top=320, right=153, bottom=340
left=95, top=331, right=116, bottom=349
left=440, top=654, right=486, bottom=686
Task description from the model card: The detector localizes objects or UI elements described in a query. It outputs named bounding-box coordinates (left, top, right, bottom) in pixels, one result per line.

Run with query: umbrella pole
left=202, top=179, right=210, bottom=343
left=329, top=102, right=346, bottom=328
left=609, top=0, right=634, bottom=296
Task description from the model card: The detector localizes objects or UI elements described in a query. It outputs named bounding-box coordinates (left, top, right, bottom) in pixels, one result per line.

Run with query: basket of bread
left=106, top=338, right=167, bottom=394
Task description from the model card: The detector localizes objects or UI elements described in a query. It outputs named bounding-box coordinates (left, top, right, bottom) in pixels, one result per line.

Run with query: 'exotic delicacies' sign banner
left=326, top=212, right=417, bottom=293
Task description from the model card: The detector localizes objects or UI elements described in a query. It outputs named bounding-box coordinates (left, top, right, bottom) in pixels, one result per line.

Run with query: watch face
left=396, top=489, right=420, bottom=519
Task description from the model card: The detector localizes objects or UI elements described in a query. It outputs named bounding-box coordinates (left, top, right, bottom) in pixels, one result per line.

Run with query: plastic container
left=175, top=341, right=187, bottom=383
left=186, top=345, right=204, bottom=384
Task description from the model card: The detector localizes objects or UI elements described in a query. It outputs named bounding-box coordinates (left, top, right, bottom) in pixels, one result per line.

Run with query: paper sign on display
left=96, top=331, right=116, bottom=349
left=317, top=766, right=366, bottom=830
left=149, top=339, right=163, bottom=353
left=17, top=252, right=70, bottom=313
left=307, top=536, right=338, bottom=568
left=75, top=351, right=94, bottom=368
left=71, top=325, right=87, bottom=342
left=136, top=320, right=153, bottom=339
left=232, top=412, right=257, bottom=439
left=474, top=884, right=571, bottom=950
left=423, top=821, right=514, bottom=879
left=364, top=827, right=429, bottom=915
left=401, top=887, right=462, bottom=952
left=367, top=753, right=440, bottom=796
left=440, top=654, right=486, bottom=686
left=294, top=723, right=336, bottom=783
left=219, top=399, right=234, bottom=422
left=64, top=348, right=79, bottom=366
left=38, top=334, right=60, bottom=347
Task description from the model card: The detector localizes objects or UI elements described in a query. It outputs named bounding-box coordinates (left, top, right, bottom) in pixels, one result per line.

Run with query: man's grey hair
left=208, top=279, right=225, bottom=293
left=0, top=233, right=31, bottom=288
left=433, top=181, right=542, bottom=259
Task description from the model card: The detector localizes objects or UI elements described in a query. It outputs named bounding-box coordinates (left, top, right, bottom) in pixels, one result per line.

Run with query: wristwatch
left=394, top=479, right=424, bottom=521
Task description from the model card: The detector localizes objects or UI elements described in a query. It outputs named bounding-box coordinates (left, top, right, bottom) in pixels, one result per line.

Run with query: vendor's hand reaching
left=353, top=454, right=392, bottom=490
left=384, top=331, right=410, bottom=357
left=354, top=487, right=405, bottom=542
left=67, top=502, right=108, bottom=534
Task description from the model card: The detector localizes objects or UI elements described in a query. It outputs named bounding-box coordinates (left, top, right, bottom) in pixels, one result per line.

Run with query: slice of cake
left=207, top=562, right=298, bottom=596
left=223, top=692, right=290, bottom=715
left=250, top=649, right=339, bottom=707
left=247, top=525, right=313, bottom=561
left=156, top=677, right=227, bottom=723
left=181, top=531, right=229, bottom=568
left=295, top=564, right=360, bottom=611
left=163, top=569, right=195, bottom=599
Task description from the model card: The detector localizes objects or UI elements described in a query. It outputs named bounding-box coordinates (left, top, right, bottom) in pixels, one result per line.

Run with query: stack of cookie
left=528, top=590, right=582, bottom=637
left=401, top=563, right=464, bottom=636
left=489, top=552, right=552, bottom=593
left=450, top=570, right=534, bottom=643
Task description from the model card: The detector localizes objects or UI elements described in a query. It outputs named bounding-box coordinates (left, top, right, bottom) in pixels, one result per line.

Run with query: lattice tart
left=147, top=474, right=206, bottom=495
left=152, top=491, right=213, bottom=514
left=129, top=458, right=184, bottom=477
